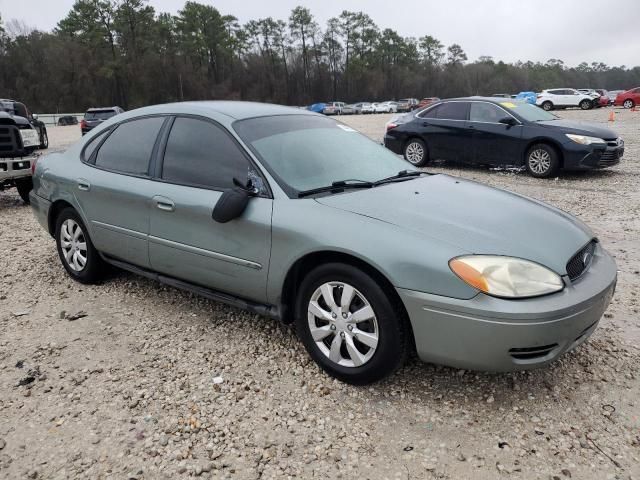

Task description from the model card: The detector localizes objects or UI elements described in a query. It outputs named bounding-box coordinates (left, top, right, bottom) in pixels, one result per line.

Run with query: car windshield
left=234, top=115, right=416, bottom=197
left=86, top=110, right=116, bottom=120
left=499, top=102, right=558, bottom=122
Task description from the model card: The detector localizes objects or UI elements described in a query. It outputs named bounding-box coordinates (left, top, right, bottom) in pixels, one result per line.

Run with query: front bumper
left=562, top=141, right=624, bottom=169
left=0, top=157, right=33, bottom=182
left=398, top=244, right=617, bottom=371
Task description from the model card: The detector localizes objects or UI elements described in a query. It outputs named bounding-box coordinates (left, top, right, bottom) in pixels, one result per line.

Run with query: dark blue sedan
left=384, top=97, right=624, bottom=177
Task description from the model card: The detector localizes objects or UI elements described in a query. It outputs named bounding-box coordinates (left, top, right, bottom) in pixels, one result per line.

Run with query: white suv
left=536, top=89, right=594, bottom=111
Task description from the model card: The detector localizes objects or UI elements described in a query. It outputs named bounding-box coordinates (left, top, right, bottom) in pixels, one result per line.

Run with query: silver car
left=30, top=102, right=617, bottom=384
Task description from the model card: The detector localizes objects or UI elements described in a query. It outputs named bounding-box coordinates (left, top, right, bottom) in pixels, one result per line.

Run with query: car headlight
left=565, top=134, right=605, bottom=145
left=449, top=255, right=564, bottom=298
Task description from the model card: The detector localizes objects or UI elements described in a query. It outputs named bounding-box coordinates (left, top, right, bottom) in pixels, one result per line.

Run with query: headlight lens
left=565, top=134, right=605, bottom=145
left=449, top=256, right=564, bottom=298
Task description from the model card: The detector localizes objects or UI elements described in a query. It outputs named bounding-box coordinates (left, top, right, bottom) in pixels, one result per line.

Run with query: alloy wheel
left=528, top=148, right=551, bottom=175
left=60, top=219, right=88, bottom=272
left=623, top=100, right=633, bottom=109
left=307, top=281, right=379, bottom=368
left=405, top=142, right=424, bottom=164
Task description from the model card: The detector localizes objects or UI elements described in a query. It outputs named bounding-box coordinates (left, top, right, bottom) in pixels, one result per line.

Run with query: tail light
left=386, top=123, right=398, bottom=131
left=31, top=156, right=38, bottom=175
left=80, top=119, right=87, bottom=129
left=536, top=94, right=542, bottom=98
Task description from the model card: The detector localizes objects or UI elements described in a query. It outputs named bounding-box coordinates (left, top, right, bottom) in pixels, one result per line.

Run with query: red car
left=614, top=87, right=640, bottom=109
left=418, top=97, right=440, bottom=109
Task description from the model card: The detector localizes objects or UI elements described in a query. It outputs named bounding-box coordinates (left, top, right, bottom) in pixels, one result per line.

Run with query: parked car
left=384, top=97, right=624, bottom=177
left=515, top=91, right=537, bottom=105
left=308, top=103, right=326, bottom=113
left=418, top=97, right=440, bottom=109
left=81, top=107, right=124, bottom=135
left=322, top=102, right=345, bottom=115
left=536, top=89, right=594, bottom=111
left=355, top=102, right=375, bottom=114
left=0, top=100, right=40, bottom=203
left=607, top=90, right=623, bottom=103
left=372, top=102, right=393, bottom=113
left=58, top=115, right=79, bottom=126
left=29, top=101, right=617, bottom=384
left=378, top=101, right=398, bottom=113
left=0, top=99, right=48, bottom=149
left=594, top=89, right=611, bottom=107
left=614, top=87, right=640, bottom=109
left=396, top=98, right=419, bottom=112
left=342, top=104, right=357, bottom=115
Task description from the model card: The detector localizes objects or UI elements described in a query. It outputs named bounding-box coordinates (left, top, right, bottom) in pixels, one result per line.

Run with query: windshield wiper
left=297, top=179, right=374, bottom=198
left=373, top=170, right=424, bottom=186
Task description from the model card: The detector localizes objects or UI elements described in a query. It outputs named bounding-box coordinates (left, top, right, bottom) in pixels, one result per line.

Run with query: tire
left=623, top=99, right=634, bottom=109
left=295, top=263, right=408, bottom=385
left=39, top=129, right=48, bottom=149
left=403, top=138, right=428, bottom=167
left=15, top=177, right=33, bottom=204
left=580, top=100, right=592, bottom=110
left=526, top=143, right=560, bottom=178
left=541, top=101, right=553, bottom=111
left=55, top=207, right=106, bottom=284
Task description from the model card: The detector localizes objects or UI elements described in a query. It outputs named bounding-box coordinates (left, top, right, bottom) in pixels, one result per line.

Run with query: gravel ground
left=1, top=111, right=639, bottom=480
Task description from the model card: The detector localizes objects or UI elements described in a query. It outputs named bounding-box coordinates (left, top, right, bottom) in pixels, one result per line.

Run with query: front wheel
left=295, top=263, right=408, bottom=385
left=55, top=208, right=106, bottom=283
left=580, top=100, right=592, bottom=110
left=403, top=138, right=428, bottom=166
left=14, top=177, right=33, bottom=204
left=623, top=99, right=634, bottom=109
left=526, top=144, right=560, bottom=178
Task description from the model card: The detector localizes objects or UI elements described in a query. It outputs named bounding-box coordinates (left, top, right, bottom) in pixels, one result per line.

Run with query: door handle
left=77, top=179, right=91, bottom=191
left=153, top=195, right=175, bottom=212
left=421, top=121, right=430, bottom=127
left=468, top=125, right=476, bottom=130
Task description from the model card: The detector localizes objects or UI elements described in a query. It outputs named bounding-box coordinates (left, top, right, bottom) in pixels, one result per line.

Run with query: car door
left=417, top=101, right=472, bottom=162
left=565, top=89, right=581, bottom=107
left=468, top=102, right=523, bottom=166
left=76, top=116, right=167, bottom=268
left=148, top=116, right=273, bottom=303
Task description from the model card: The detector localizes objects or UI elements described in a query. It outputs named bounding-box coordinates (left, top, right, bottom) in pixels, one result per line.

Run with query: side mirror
left=498, top=117, right=517, bottom=126
left=32, top=114, right=39, bottom=120
left=211, top=178, right=257, bottom=223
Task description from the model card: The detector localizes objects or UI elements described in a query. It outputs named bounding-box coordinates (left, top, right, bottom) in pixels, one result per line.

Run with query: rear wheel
left=580, top=100, right=592, bottom=110
left=39, top=129, right=48, bottom=149
left=623, top=99, right=634, bottom=109
left=15, top=177, right=33, bottom=204
left=403, top=138, right=428, bottom=166
left=526, top=144, right=560, bottom=178
left=295, top=263, right=408, bottom=384
left=55, top=208, right=106, bottom=283
left=541, top=101, right=553, bottom=111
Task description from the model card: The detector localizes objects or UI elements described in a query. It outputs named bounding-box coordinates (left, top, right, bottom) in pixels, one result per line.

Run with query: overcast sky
left=1, top=0, right=638, bottom=67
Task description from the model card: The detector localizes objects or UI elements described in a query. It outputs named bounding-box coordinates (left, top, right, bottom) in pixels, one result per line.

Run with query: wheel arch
left=48, top=199, right=75, bottom=236
left=279, top=250, right=412, bottom=335
left=523, top=138, right=565, bottom=169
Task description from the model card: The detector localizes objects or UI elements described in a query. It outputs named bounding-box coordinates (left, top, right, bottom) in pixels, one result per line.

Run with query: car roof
left=118, top=101, right=316, bottom=121
left=439, top=96, right=526, bottom=104
left=86, top=107, right=121, bottom=112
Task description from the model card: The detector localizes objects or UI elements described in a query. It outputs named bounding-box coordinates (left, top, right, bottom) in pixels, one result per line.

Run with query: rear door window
left=436, top=102, right=469, bottom=120
left=86, top=110, right=117, bottom=121
left=469, top=103, right=506, bottom=123
left=94, top=117, right=165, bottom=175
left=161, top=117, right=251, bottom=191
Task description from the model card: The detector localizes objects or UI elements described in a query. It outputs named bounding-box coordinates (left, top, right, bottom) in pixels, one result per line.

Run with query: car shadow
left=0, top=191, right=29, bottom=209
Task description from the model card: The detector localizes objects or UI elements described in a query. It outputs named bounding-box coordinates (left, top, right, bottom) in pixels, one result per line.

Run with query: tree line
left=1, top=0, right=639, bottom=113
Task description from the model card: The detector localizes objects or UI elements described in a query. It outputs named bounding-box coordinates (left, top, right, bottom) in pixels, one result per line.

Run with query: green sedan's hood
left=315, top=174, right=593, bottom=276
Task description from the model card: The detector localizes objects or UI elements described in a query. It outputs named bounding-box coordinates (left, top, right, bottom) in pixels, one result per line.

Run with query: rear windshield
left=85, top=110, right=117, bottom=120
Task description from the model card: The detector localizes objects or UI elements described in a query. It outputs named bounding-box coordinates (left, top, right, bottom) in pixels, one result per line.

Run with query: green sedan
left=29, top=102, right=617, bottom=384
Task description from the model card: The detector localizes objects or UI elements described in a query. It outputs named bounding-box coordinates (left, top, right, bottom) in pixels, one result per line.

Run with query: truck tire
left=15, top=177, right=33, bottom=204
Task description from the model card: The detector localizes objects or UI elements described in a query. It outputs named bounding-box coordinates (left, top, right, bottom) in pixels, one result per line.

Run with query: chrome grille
left=566, top=240, right=596, bottom=281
